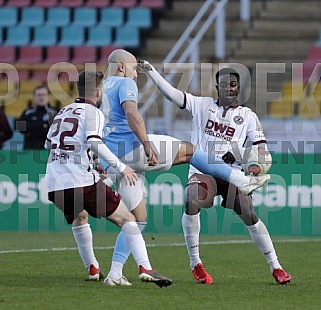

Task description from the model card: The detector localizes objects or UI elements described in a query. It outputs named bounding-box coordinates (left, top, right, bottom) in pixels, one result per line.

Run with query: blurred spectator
left=0, top=107, right=13, bottom=149
left=16, top=85, right=57, bottom=149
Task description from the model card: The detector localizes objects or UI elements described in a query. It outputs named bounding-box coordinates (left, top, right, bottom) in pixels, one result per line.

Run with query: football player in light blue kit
left=98, top=49, right=270, bottom=286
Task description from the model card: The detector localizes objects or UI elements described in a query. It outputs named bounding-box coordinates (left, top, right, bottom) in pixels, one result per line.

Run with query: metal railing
left=139, top=0, right=251, bottom=132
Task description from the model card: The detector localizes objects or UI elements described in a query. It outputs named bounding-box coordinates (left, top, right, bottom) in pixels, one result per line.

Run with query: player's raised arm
left=138, top=60, right=185, bottom=108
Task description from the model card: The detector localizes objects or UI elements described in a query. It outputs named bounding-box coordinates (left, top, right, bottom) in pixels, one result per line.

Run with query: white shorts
left=106, top=134, right=182, bottom=211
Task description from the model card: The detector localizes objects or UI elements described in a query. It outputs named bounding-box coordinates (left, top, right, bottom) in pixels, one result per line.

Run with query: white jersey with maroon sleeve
left=45, top=100, right=104, bottom=192
left=184, top=92, right=266, bottom=177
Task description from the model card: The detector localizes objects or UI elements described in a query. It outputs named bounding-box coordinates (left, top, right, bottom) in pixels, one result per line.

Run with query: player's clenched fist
left=137, top=60, right=153, bottom=72
left=121, top=166, right=138, bottom=186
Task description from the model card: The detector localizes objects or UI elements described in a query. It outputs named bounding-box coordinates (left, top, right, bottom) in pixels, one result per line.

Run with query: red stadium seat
left=33, top=0, right=58, bottom=7
left=32, top=70, right=49, bottom=82
left=17, top=46, right=42, bottom=64
left=59, top=0, right=84, bottom=7
left=98, top=46, right=123, bottom=64
left=0, top=46, right=16, bottom=63
left=72, top=46, right=97, bottom=64
left=308, top=47, right=321, bottom=60
left=139, top=0, right=164, bottom=9
left=6, top=0, right=31, bottom=7
left=86, top=0, right=111, bottom=7
left=112, top=0, right=137, bottom=8
left=44, top=46, right=70, bottom=64
left=17, top=70, right=30, bottom=82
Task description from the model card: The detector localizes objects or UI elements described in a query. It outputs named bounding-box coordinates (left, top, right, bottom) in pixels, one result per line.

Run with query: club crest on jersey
left=204, top=119, right=235, bottom=141
left=233, top=115, right=244, bottom=125
left=127, top=90, right=136, bottom=98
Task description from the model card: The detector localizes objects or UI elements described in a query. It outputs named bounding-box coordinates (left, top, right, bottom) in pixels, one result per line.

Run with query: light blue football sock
left=112, top=231, right=131, bottom=265
left=189, top=149, right=232, bottom=181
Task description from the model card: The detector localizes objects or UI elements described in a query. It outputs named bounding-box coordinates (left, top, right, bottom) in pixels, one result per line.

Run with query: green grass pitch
left=0, top=232, right=320, bottom=310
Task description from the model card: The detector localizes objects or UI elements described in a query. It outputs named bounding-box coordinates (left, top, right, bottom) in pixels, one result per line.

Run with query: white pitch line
left=0, top=238, right=320, bottom=255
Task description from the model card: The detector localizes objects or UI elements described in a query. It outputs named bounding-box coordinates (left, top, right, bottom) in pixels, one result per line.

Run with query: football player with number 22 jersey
left=45, top=71, right=172, bottom=288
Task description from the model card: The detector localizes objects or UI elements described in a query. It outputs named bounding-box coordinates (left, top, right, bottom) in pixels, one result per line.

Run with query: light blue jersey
left=101, top=76, right=140, bottom=168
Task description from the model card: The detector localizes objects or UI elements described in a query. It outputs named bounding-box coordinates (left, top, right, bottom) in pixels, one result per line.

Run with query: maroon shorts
left=186, top=173, right=252, bottom=215
left=48, top=180, right=121, bottom=224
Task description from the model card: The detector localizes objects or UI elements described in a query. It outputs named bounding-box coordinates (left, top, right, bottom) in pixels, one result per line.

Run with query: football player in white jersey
left=98, top=49, right=269, bottom=286
left=45, top=70, right=173, bottom=288
left=139, top=63, right=291, bottom=285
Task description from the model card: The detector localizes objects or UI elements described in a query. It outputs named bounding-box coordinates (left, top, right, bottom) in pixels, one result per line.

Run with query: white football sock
left=72, top=223, right=99, bottom=270
left=121, top=222, right=152, bottom=270
left=109, top=261, right=123, bottom=279
left=247, top=219, right=282, bottom=273
left=229, top=169, right=250, bottom=188
left=182, top=212, right=202, bottom=269
left=109, top=221, right=147, bottom=279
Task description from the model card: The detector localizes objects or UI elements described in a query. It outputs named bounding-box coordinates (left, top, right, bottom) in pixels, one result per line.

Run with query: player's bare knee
left=108, top=200, right=136, bottom=227
left=72, top=210, right=88, bottom=227
left=185, top=183, right=212, bottom=215
left=173, top=142, right=195, bottom=164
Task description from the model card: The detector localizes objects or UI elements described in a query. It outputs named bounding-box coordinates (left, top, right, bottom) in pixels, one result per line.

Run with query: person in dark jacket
left=16, top=85, right=57, bottom=149
left=0, top=108, right=13, bottom=149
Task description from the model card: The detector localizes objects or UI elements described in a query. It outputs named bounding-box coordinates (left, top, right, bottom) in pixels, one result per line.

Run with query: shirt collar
left=75, top=97, right=96, bottom=106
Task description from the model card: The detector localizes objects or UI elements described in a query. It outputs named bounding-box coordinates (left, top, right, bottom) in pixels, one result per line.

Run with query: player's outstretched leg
left=107, top=201, right=172, bottom=288
left=188, top=149, right=270, bottom=195
left=247, top=219, right=292, bottom=285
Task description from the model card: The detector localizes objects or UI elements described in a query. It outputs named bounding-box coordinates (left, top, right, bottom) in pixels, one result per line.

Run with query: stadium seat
left=112, top=0, right=137, bottom=8
left=59, top=0, right=84, bottom=7
left=127, top=8, right=152, bottom=28
left=87, top=26, right=112, bottom=46
left=0, top=46, right=16, bottom=63
left=5, top=95, right=32, bottom=118
left=17, top=70, right=30, bottom=82
left=5, top=26, right=30, bottom=46
left=33, top=0, right=58, bottom=7
left=282, top=82, right=306, bottom=99
left=44, top=46, right=70, bottom=63
left=6, top=0, right=31, bottom=7
left=0, top=8, right=17, bottom=27
left=86, top=0, right=111, bottom=8
left=139, top=0, right=164, bottom=9
left=71, top=46, right=96, bottom=64
left=17, top=46, right=42, bottom=64
left=20, top=8, right=45, bottom=27
left=308, top=46, right=321, bottom=60
left=100, top=8, right=124, bottom=27
left=72, top=8, right=97, bottom=27
left=32, top=26, right=57, bottom=46
left=47, top=8, right=70, bottom=27
left=114, top=27, right=139, bottom=48
left=60, top=27, right=85, bottom=46
left=98, top=45, right=123, bottom=64
left=32, top=70, right=49, bottom=82
left=303, top=60, right=321, bottom=82
left=19, top=81, right=39, bottom=94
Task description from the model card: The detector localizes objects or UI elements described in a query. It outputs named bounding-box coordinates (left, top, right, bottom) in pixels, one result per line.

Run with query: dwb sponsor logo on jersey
left=204, top=119, right=235, bottom=141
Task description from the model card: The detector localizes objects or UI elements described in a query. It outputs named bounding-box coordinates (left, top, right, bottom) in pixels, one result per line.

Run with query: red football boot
left=192, top=263, right=213, bottom=285
left=272, top=268, right=292, bottom=285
